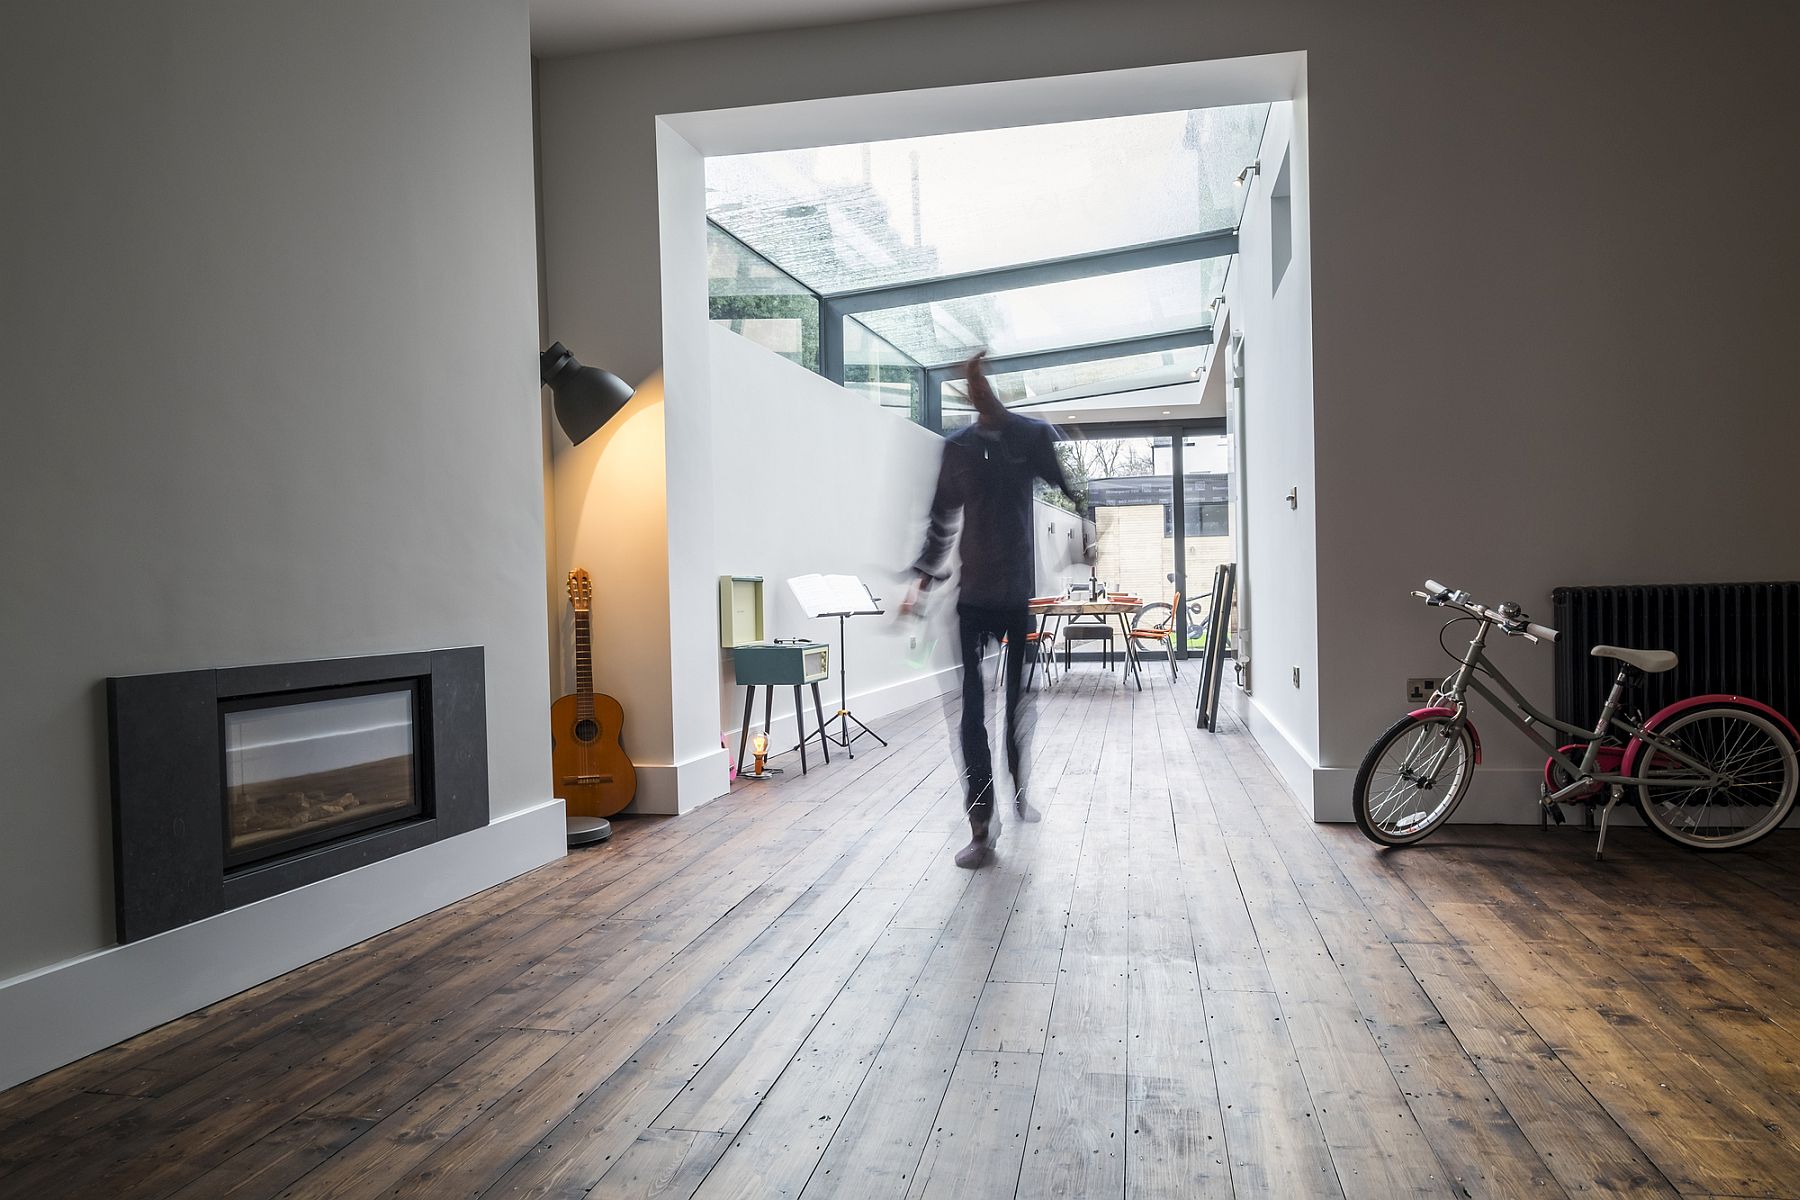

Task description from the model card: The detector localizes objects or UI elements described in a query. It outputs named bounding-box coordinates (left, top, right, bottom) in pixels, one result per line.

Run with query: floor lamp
left=543, top=341, right=634, bottom=847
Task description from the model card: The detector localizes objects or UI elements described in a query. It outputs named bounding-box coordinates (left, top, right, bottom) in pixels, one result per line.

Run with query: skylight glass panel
left=943, top=346, right=1210, bottom=408
left=844, top=319, right=920, bottom=418
left=856, top=257, right=1226, bottom=366
left=708, top=225, right=819, bottom=371
left=706, top=104, right=1268, bottom=294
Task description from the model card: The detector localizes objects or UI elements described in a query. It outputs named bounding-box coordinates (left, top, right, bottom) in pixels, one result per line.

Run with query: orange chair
left=1000, top=599, right=1064, bottom=689
left=1128, top=592, right=1181, bottom=681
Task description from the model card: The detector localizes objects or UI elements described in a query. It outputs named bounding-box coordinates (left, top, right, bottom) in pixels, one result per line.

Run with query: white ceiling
left=530, top=0, right=1035, bottom=56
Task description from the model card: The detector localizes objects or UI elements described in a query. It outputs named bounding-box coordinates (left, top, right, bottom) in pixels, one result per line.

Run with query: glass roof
left=857, top=258, right=1225, bottom=366
left=706, top=104, right=1269, bottom=295
left=706, top=224, right=811, bottom=298
left=943, top=346, right=1210, bottom=407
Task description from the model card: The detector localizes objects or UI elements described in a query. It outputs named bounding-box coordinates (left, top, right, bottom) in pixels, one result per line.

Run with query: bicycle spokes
left=1364, top=721, right=1471, bottom=838
left=1635, top=710, right=1798, bottom=847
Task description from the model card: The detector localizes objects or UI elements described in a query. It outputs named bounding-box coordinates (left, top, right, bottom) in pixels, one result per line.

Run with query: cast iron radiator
left=1551, top=582, right=1800, bottom=730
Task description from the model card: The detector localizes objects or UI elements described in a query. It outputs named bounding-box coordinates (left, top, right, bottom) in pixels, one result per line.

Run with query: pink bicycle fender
left=1621, top=694, right=1800, bottom=777
left=1409, top=707, right=1481, bottom=764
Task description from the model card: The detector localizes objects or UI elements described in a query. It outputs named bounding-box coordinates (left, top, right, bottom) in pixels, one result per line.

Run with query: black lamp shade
left=541, top=341, right=634, bottom=446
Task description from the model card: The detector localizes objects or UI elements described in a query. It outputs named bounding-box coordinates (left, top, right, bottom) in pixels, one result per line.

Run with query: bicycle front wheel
left=1633, top=705, right=1798, bottom=850
left=1353, top=714, right=1477, bottom=846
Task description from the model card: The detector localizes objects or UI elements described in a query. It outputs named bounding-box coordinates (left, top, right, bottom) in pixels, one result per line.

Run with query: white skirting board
left=1230, top=690, right=1586, bottom=825
left=631, top=750, right=733, bottom=816
left=1229, top=690, right=1318, bottom=819
left=1309, top=764, right=1552, bottom=824
left=0, top=796, right=566, bottom=1092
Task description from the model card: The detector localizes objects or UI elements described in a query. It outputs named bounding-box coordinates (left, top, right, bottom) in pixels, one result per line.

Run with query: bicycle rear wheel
left=1353, top=714, right=1477, bottom=846
left=1632, top=705, right=1797, bottom=850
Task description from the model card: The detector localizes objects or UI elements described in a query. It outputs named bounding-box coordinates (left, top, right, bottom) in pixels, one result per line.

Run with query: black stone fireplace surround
left=107, top=647, right=488, bottom=943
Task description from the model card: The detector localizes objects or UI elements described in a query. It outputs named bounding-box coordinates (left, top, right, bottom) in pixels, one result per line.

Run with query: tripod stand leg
left=839, top=614, right=854, bottom=759
left=847, top=711, right=888, bottom=747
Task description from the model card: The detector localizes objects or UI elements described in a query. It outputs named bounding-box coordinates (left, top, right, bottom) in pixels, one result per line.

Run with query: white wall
left=0, top=0, right=558, bottom=1071
left=538, top=0, right=1800, bottom=822
left=1036, top=500, right=1088, bottom=597
left=708, top=328, right=958, bottom=758
left=1217, top=100, right=1322, bottom=805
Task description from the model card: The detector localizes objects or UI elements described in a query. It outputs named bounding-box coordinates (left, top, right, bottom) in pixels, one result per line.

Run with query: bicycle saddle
left=1591, top=645, right=1678, bottom=673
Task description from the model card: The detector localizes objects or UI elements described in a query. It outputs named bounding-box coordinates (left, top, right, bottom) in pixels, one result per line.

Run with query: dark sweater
left=913, top=414, right=1077, bottom=610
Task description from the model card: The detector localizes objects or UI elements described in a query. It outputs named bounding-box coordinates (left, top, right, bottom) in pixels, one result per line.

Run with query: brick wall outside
left=1094, top=505, right=1232, bottom=605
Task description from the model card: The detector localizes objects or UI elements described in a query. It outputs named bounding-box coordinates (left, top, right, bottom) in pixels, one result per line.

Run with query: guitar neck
left=574, top=608, right=594, bottom=719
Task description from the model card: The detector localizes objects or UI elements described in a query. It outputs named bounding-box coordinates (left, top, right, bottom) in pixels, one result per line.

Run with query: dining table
left=1026, top=597, right=1144, bottom=690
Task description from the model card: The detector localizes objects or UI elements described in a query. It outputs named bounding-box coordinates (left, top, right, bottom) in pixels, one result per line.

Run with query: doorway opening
left=639, top=51, right=1316, bottom=811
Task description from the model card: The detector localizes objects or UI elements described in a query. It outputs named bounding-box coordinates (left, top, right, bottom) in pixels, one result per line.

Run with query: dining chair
left=1128, top=591, right=1181, bottom=681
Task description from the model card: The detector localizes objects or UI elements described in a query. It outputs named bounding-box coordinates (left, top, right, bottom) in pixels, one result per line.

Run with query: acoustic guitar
left=551, top=568, right=636, bottom=818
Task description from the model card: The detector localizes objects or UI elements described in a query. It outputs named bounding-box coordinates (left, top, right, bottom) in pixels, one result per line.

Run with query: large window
left=1168, top=500, right=1229, bottom=538
left=1058, top=434, right=1233, bottom=647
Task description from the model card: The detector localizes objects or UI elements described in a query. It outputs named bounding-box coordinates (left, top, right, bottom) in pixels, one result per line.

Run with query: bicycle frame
left=1436, top=619, right=1723, bottom=803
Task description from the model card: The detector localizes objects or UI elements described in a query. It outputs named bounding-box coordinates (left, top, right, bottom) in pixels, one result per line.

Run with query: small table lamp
left=743, top=730, right=782, bottom=780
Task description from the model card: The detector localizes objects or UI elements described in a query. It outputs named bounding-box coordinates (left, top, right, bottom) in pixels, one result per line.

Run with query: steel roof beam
left=822, top=228, right=1238, bottom=314
left=924, top=326, right=1214, bottom=380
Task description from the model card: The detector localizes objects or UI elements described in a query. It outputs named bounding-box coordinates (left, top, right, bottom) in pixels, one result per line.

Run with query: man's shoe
left=955, top=817, right=998, bottom=868
left=1014, top=791, right=1041, bottom=823
left=954, top=832, right=991, bottom=869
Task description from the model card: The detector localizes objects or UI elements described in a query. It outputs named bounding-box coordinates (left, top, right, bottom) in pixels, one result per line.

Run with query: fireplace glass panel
left=223, top=685, right=420, bottom=865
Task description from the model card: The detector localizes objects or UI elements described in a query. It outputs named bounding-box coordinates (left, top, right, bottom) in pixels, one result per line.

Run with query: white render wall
left=707, top=327, right=958, bottom=759
left=0, top=0, right=555, bottom=1029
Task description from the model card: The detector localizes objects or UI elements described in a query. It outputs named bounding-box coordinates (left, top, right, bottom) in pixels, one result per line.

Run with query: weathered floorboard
left=1, top=674, right=1792, bottom=1200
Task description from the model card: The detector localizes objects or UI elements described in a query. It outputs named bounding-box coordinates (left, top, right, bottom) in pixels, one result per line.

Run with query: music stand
left=789, top=574, right=888, bottom=758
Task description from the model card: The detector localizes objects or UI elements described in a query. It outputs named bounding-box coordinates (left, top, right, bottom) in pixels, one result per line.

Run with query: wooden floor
left=4, top=670, right=1799, bottom=1199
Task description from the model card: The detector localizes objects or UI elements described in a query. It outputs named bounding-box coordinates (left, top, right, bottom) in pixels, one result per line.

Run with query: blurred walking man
left=903, top=351, right=1088, bottom=868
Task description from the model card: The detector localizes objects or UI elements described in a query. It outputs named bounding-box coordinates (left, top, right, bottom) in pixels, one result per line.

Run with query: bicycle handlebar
left=1415, top=581, right=1559, bottom=644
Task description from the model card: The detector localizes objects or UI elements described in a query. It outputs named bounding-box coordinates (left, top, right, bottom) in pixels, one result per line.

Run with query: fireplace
left=108, top=648, right=487, bottom=943
left=221, top=682, right=425, bottom=868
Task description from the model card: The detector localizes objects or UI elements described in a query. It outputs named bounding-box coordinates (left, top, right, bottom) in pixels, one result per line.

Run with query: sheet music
left=787, top=573, right=881, bottom=617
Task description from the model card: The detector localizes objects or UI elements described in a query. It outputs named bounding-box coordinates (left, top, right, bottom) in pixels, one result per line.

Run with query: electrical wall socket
left=909, top=636, right=917, bottom=650
left=1291, top=666, right=1301, bottom=687
left=1406, top=678, right=1439, bottom=704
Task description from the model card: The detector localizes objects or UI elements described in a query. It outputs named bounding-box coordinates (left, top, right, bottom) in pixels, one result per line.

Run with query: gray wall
left=538, top=0, right=1800, bottom=816
left=0, top=0, right=549, bottom=981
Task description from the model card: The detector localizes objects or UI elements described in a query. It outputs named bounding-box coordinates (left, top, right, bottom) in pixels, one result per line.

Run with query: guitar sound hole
left=574, top=718, right=600, bottom=742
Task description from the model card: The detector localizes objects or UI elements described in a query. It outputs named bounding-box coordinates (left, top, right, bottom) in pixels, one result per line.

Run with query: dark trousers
left=957, top=603, right=1034, bottom=827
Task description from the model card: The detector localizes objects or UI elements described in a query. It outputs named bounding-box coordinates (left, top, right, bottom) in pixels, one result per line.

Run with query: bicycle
left=1136, top=575, right=1218, bottom=653
left=1352, top=580, right=1799, bottom=857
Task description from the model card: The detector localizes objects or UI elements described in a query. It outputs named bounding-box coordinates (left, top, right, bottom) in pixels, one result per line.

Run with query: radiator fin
left=1552, top=582, right=1800, bottom=729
